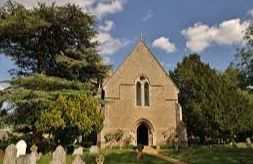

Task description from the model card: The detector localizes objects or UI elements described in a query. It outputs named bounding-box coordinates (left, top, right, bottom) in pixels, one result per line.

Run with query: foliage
left=0, top=0, right=110, bottom=83
left=0, top=74, right=104, bottom=147
left=234, top=25, right=253, bottom=91
left=104, top=129, right=124, bottom=143
left=170, top=54, right=253, bottom=143
left=0, top=0, right=110, bottom=148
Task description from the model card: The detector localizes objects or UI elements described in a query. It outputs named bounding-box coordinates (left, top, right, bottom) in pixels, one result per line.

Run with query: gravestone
left=3, top=144, right=17, bottom=164
left=16, top=140, right=27, bottom=158
left=72, top=155, right=85, bottom=164
left=136, top=145, right=144, bottom=161
left=73, top=147, right=83, bottom=156
left=51, top=145, right=66, bottom=164
left=16, top=155, right=29, bottom=164
left=246, top=137, right=252, bottom=148
left=29, top=144, right=41, bottom=164
left=89, top=145, right=99, bottom=154
left=0, top=149, right=4, bottom=161
left=95, top=155, right=104, bottom=164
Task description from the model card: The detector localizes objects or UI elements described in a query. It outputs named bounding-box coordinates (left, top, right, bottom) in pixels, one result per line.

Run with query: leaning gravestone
left=72, top=155, right=85, bottom=164
left=16, top=140, right=27, bottom=158
left=51, top=145, right=66, bottom=164
left=0, top=149, right=4, bottom=161
left=3, top=144, right=17, bottom=164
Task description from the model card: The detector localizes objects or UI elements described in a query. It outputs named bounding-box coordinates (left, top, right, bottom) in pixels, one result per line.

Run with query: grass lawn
left=37, top=149, right=170, bottom=164
left=161, top=145, right=253, bottom=164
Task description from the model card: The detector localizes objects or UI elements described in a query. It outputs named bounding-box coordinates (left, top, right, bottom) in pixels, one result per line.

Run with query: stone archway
left=132, top=118, right=154, bottom=146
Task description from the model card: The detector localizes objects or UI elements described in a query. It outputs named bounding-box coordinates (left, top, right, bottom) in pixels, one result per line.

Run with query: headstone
left=29, top=145, right=41, bottom=164
left=72, top=155, right=85, bottom=164
left=246, top=137, right=252, bottom=148
left=77, top=135, right=82, bottom=143
left=16, top=155, right=29, bottom=164
left=136, top=151, right=143, bottom=160
left=72, top=147, right=83, bottom=156
left=51, top=145, right=66, bottom=164
left=0, top=149, right=4, bottom=161
left=3, top=144, right=17, bottom=164
left=89, top=145, right=99, bottom=154
left=16, top=140, right=27, bottom=158
left=95, top=155, right=104, bottom=164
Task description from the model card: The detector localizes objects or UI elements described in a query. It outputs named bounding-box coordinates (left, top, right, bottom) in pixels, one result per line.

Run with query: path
left=143, top=146, right=187, bottom=164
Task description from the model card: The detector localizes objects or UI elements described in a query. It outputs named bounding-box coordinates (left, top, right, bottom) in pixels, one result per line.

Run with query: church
left=97, top=40, right=187, bottom=148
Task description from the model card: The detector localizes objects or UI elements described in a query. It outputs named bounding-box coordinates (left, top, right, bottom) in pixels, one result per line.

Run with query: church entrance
left=137, top=123, right=149, bottom=145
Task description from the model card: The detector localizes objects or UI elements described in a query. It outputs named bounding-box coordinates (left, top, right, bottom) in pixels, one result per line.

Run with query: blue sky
left=0, top=0, right=253, bottom=81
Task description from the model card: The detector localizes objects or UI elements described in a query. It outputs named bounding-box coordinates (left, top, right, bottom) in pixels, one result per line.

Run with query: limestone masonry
left=98, top=41, right=187, bottom=147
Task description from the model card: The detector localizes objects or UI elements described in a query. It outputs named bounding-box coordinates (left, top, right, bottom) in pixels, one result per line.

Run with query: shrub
left=104, top=129, right=124, bottom=143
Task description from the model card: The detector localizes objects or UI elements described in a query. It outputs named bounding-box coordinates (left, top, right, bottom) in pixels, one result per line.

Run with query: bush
left=104, top=129, right=123, bottom=143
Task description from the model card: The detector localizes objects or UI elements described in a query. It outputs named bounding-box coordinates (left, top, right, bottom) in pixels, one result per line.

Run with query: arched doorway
left=137, top=123, right=149, bottom=145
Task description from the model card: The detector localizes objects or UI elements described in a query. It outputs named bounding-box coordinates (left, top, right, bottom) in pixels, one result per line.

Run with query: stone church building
left=98, top=40, right=187, bottom=147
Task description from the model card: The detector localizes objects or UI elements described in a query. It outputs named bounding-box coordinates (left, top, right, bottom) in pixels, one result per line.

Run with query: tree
left=0, top=74, right=104, bottom=146
left=0, top=1, right=109, bottom=148
left=0, top=0, right=110, bottom=84
left=234, top=25, right=253, bottom=91
left=171, top=54, right=253, bottom=143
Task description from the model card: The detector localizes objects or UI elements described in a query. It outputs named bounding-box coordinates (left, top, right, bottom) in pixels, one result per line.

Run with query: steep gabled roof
left=104, top=40, right=179, bottom=91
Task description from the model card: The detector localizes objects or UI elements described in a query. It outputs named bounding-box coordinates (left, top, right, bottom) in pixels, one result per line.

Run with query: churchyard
left=0, top=138, right=253, bottom=163
left=1, top=0, right=253, bottom=164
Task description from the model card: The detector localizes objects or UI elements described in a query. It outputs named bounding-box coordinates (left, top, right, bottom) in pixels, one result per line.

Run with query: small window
left=144, top=82, right=149, bottom=106
left=136, top=82, right=142, bottom=106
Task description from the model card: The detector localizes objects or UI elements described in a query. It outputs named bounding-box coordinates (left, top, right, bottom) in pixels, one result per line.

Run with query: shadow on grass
left=161, top=146, right=253, bottom=164
left=37, top=149, right=170, bottom=164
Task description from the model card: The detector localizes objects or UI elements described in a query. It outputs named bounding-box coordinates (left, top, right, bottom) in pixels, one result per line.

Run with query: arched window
left=144, top=82, right=149, bottom=106
left=136, top=82, right=142, bottom=106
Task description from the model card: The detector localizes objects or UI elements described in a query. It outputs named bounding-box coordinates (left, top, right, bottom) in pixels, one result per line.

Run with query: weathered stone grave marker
left=72, top=155, right=85, bottom=164
left=95, top=154, right=104, bottom=164
left=29, top=144, right=41, bottom=164
left=3, top=144, right=17, bottom=164
left=0, top=149, right=4, bottom=161
left=73, top=146, right=83, bottom=156
left=16, top=140, right=27, bottom=158
left=51, top=145, right=66, bottom=164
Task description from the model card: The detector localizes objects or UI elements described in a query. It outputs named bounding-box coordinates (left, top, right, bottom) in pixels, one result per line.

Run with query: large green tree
left=171, top=54, right=253, bottom=143
left=0, top=0, right=109, bottom=83
left=0, top=74, right=104, bottom=144
left=234, top=25, right=253, bottom=91
left=0, top=1, right=109, bottom=147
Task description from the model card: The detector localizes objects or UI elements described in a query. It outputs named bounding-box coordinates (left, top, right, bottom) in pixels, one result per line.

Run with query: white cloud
left=96, top=32, right=128, bottom=56
left=142, top=10, right=154, bottom=21
left=0, top=84, right=4, bottom=91
left=10, top=0, right=125, bottom=19
left=13, top=0, right=95, bottom=10
left=99, top=20, right=114, bottom=32
left=247, top=9, right=253, bottom=17
left=93, top=0, right=124, bottom=19
left=182, top=18, right=249, bottom=52
left=152, top=37, right=177, bottom=54
left=0, top=83, right=9, bottom=91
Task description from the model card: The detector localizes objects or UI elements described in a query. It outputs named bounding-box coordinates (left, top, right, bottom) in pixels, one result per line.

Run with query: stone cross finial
left=139, top=33, right=145, bottom=41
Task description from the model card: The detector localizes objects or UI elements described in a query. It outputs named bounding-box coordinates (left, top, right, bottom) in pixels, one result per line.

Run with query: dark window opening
left=136, top=82, right=142, bottom=106
left=144, top=82, right=149, bottom=106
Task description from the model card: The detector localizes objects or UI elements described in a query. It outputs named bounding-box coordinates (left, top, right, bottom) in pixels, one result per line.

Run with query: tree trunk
left=38, top=50, right=45, bottom=74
